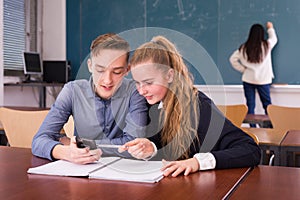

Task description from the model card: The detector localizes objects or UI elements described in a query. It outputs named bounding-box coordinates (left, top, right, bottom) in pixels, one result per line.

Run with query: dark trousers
left=243, top=82, right=272, bottom=127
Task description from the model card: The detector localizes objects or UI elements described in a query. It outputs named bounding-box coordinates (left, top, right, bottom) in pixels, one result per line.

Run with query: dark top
left=148, top=91, right=261, bottom=169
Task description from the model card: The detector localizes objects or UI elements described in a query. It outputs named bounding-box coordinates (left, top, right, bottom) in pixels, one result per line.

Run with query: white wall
left=42, top=0, right=66, bottom=60
left=3, top=0, right=66, bottom=108
left=197, top=85, right=300, bottom=114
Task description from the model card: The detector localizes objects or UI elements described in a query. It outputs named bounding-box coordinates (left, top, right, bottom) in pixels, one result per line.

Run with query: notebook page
left=27, top=157, right=119, bottom=177
left=90, top=159, right=164, bottom=183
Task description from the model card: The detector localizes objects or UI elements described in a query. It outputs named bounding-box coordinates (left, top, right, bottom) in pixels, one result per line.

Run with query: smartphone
left=75, top=136, right=97, bottom=150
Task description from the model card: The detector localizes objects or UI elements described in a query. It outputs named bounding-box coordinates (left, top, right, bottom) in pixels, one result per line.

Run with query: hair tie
left=150, top=39, right=166, bottom=50
left=150, top=39, right=158, bottom=44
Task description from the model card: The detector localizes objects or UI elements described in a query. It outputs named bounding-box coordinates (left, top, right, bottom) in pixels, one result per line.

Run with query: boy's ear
left=167, top=68, right=174, bottom=83
left=126, top=63, right=131, bottom=76
left=87, top=58, right=93, bottom=73
left=127, top=64, right=131, bottom=71
left=125, top=64, right=131, bottom=76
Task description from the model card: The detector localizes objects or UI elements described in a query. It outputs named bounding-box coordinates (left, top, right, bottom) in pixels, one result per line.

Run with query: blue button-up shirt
left=32, top=77, right=149, bottom=160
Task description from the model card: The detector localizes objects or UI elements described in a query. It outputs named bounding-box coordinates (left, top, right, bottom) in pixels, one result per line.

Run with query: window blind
left=3, top=0, right=26, bottom=70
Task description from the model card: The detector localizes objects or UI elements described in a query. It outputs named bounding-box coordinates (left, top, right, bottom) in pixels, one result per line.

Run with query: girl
left=230, top=22, right=278, bottom=119
left=119, top=35, right=261, bottom=177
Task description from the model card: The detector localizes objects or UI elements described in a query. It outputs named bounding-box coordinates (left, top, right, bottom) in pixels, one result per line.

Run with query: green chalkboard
left=67, top=0, right=300, bottom=84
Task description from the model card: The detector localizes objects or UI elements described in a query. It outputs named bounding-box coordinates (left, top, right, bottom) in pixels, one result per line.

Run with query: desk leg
left=281, top=148, right=288, bottom=166
left=38, top=86, right=46, bottom=108
left=260, top=148, right=267, bottom=165
left=280, top=146, right=299, bottom=167
left=259, top=145, right=270, bottom=165
left=270, top=146, right=281, bottom=166
left=261, top=121, right=273, bottom=128
left=0, top=130, right=8, bottom=146
left=259, top=145, right=280, bottom=166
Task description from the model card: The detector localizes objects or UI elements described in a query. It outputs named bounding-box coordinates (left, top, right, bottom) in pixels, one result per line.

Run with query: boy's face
left=88, top=49, right=128, bottom=99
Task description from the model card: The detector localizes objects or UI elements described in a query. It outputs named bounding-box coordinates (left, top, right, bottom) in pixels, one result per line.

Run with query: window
left=3, top=0, right=39, bottom=74
left=3, top=0, right=26, bottom=71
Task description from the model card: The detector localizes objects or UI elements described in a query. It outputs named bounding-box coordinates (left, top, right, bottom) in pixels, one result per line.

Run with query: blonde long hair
left=130, top=36, right=199, bottom=160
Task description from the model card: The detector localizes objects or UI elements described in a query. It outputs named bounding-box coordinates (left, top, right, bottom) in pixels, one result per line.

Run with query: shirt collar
left=158, top=101, right=163, bottom=109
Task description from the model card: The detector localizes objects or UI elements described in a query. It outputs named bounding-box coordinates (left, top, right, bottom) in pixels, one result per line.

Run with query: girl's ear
left=87, top=58, right=93, bottom=73
left=167, top=68, right=174, bottom=83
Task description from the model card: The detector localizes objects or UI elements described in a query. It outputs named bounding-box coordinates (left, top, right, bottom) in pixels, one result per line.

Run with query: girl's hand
left=161, top=158, right=200, bottom=177
left=118, top=138, right=154, bottom=159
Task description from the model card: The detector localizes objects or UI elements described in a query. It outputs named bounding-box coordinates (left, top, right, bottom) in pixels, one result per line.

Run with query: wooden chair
left=267, top=105, right=300, bottom=131
left=241, top=129, right=259, bottom=145
left=267, top=105, right=300, bottom=166
left=217, top=104, right=259, bottom=153
left=216, top=104, right=248, bottom=127
left=0, top=107, right=49, bottom=148
left=63, top=115, right=74, bottom=138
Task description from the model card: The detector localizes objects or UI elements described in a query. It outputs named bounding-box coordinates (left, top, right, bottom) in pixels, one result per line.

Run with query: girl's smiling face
left=131, top=60, right=173, bottom=105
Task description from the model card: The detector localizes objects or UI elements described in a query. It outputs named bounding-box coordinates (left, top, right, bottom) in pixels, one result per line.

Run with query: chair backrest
left=241, top=128, right=259, bottom=144
left=217, top=104, right=248, bottom=127
left=0, top=107, right=49, bottom=148
left=63, top=115, right=74, bottom=138
left=267, top=105, right=300, bottom=131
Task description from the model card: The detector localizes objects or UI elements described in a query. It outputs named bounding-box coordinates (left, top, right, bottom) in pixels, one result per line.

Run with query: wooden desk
left=4, top=82, right=64, bottom=108
left=0, top=146, right=251, bottom=200
left=243, top=114, right=272, bottom=128
left=280, top=130, right=300, bottom=167
left=242, top=128, right=288, bottom=165
left=230, top=165, right=300, bottom=200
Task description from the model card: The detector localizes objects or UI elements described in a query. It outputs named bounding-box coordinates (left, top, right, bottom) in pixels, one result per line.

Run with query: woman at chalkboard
left=229, top=21, right=278, bottom=125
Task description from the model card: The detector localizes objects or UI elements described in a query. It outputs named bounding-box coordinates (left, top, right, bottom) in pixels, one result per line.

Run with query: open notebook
left=27, top=157, right=164, bottom=183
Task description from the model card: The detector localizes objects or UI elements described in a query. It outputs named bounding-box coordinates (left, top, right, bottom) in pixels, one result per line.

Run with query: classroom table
left=280, top=130, right=300, bottom=167
left=229, top=165, right=300, bottom=200
left=242, top=128, right=288, bottom=166
left=243, top=114, right=272, bottom=128
left=0, top=146, right=251, bottom=200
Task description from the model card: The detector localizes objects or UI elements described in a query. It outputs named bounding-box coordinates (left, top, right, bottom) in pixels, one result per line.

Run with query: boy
left=32, top=33, right=149, bottom=164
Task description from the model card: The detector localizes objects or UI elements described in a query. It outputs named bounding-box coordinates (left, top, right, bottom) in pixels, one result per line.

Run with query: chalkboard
left=218, top=0, right=300, bottom=85
left=67, top=0, right=300, bottom=84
